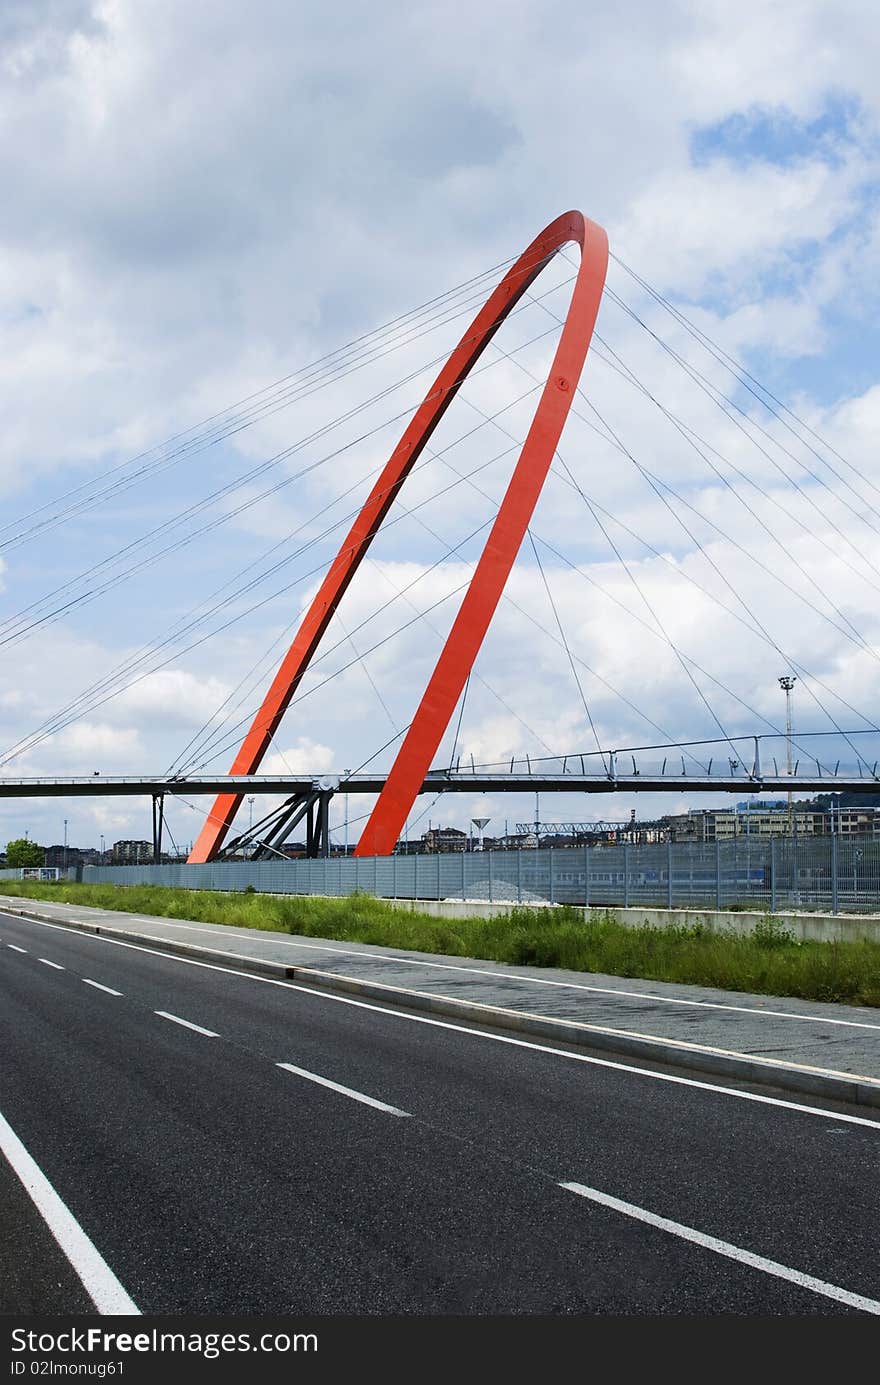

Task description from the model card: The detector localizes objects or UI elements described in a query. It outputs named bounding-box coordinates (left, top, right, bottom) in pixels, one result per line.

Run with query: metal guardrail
left=454, top=729, right=880, bottom=784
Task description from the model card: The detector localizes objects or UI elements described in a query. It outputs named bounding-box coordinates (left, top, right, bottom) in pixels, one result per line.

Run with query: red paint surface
left=189, top=211, right=607, bottom=863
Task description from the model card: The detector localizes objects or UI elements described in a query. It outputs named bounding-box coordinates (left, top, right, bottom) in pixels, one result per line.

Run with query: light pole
left=247, top=796, right=255, bottom=858
left=100, top=833, right=105, bottom=864
left=779, top=676, right=797, bottom=834
left=63, top=818, right=68, bottom=873
left=779, top=673, right=799, bottom=906
left=344, top=773, right=350, bottom=857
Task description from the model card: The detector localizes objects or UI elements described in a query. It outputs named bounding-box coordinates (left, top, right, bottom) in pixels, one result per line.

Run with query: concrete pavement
left=1, top=893, right=879, bottom=1109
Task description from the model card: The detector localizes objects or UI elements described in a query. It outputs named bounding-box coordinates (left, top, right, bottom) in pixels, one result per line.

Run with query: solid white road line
left=8, top=944, right=27, bottom=953
left=12, top=915, right=880, bottom=1131
left=76, top=914, right=880, bottom=1033
left=82, top=979, right=123, bottom=997
left=560, top=1181, right=880, bottom=1316
left=154, top=1010, right=219, bottom=1038
left=0, top=1107, right=139, bottom=1315
left=276, top=1062, right=411, bottom=1116
left=38, top=958, right=65, bottom=970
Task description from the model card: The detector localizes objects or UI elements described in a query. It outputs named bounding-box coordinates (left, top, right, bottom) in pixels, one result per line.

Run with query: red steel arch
left=189, top=210, right=608, bottom=863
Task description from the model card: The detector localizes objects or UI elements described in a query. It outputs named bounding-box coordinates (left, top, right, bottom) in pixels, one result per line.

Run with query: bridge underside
left=2, top=773, right=878, bottom=799
left=3, top=772, right=879, bottom=799
left=4, top=772, right=877, bottom=859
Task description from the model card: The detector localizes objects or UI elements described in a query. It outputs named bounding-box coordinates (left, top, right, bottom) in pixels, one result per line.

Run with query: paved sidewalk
left=3, top=894, right=879, bottom=1107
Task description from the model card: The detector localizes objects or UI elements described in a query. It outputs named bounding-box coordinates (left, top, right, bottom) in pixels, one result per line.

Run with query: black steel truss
left=218, top=789, right=334, bottom=860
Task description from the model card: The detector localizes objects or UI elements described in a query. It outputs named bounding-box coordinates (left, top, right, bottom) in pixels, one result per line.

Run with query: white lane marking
left=0, top=1106, right=139, bottom=1315
left=39, top=958, right=65, bottom=970
left=276, top=1062, right=410, bottom=1116
left=10, top=915, right=880, bottom=1130
left=560, top=1181, right=880, bottom=1316
left=82, top=979, right=123, bottom=997
left=8, top=944, right=27, bottom=953
left=70, top=913, right=880, bottom=1033
left=154, top=1010, right=219, bottom=1038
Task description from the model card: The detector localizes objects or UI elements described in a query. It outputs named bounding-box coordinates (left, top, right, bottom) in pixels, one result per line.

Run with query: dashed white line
left=154, top=1010, right=219, bottom=1038
left=276, top=1062, right=411, bottom=1116
left=8, top=944, right=27, bottom=953
left=560, top=1181, right=880, bottom=1315
left=0, top=1106, right=139, bottom=1315
left=82, top=979, right=123, bottom=997
left=38, top=958, right=65, bottom=970
left=10, top=914, right=880, bottom=1130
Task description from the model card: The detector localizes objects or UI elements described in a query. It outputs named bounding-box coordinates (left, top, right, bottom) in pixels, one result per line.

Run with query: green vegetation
left=4, top=838, right=44, bottom=868
left=1, top=878, right=879, bottom=1006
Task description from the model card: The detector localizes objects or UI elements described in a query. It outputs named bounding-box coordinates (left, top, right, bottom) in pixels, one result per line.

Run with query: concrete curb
left=6, top=902, right=880, bottom=1112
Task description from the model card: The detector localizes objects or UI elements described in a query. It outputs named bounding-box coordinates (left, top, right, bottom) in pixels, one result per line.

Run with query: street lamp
left=63, top=818, right=68, bottom=873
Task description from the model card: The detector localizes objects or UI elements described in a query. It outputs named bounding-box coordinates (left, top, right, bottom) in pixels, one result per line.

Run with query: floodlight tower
left=779, top=675, right=797, bottom=834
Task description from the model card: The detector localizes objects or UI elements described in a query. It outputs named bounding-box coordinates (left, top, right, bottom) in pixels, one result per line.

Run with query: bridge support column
left=318, top=792, right=331, bottom=860
left=151, top=794, right=164, bottom=864
left=217, top=787, right=334, bottom=861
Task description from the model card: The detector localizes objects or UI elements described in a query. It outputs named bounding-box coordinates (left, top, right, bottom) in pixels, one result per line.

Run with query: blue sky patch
left=691, top=96, right=861, bottom=169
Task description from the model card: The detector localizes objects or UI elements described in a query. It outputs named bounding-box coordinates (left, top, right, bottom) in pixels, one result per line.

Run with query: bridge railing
left=72, top=834, right=880, bottom=915
left=440, top=729, right=880, bottom=783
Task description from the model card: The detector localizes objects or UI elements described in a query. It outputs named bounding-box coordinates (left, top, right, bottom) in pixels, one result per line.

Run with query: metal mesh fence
left=23, top=834, right=872, bottom=914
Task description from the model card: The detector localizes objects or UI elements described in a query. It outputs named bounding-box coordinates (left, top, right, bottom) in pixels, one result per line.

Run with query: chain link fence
left=27, top=834, right=874, bottom=914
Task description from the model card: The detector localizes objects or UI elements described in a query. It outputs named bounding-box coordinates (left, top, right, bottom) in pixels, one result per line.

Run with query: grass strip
left=1, top=879, right=879, bottom=1006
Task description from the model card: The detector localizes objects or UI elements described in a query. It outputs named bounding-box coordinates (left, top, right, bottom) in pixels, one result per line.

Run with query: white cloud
left=263, top=738, right=335, bottom=776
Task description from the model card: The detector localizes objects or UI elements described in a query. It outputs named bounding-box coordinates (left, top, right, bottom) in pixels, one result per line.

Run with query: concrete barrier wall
left=379, top=896, right=880, bottom=942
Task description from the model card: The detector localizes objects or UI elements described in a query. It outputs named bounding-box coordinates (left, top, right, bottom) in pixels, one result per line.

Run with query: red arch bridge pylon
left=188, top=209, right=609, bottom=862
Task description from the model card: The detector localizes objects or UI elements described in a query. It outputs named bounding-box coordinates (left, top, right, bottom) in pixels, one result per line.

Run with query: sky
left=1, top=0, right=880, bottom=854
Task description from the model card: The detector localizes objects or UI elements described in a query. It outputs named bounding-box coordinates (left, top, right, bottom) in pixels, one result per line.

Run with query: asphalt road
left=2, top=909, right=879, bottom=1317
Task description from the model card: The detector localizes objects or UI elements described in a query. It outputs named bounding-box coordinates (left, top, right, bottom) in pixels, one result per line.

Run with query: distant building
left=111, top=839, right=153, bottom=865
left=43, top=844, right=101, bottom=869
left=820, top=806, right=880, bottom=836
left=662, top=803, right=880, bottom=842
left=421, top=826, right=468, bottom=853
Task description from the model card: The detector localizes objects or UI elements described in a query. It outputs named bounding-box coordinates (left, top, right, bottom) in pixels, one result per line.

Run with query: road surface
left=2, top=909, right=878, bottom=1316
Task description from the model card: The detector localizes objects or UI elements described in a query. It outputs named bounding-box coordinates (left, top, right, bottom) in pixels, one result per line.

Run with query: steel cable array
left=3, top=241, right=878, bottom=814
